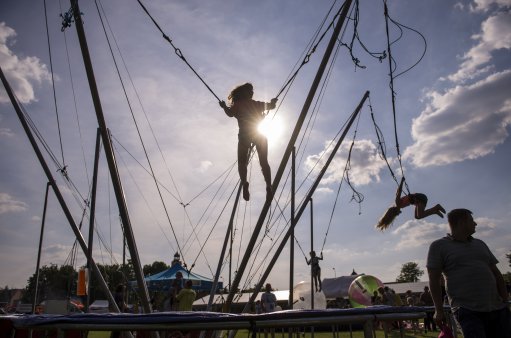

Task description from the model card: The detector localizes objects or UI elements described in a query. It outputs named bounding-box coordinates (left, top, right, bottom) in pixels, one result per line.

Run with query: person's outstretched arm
left=220, top=101, right=234, bottom=117
left=265, top=98, right=278, bottom=111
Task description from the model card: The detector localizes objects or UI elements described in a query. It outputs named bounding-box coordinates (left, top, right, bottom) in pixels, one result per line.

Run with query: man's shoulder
left=429, top=236, right=451, bottom=247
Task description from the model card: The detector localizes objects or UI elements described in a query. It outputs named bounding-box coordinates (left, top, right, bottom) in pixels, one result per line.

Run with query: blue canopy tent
left=130, top=263, right=223, bottom=293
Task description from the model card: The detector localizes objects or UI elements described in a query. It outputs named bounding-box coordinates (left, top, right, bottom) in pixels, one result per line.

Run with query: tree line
left=16, top=260, right=170, bottom=305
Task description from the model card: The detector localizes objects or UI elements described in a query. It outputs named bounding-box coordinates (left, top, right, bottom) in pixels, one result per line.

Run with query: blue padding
left=9, top=306, right=431, bottom=328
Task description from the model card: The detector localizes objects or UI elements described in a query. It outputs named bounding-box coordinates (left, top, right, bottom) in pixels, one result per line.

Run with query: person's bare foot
left=435, top=204, right=445, bottom=218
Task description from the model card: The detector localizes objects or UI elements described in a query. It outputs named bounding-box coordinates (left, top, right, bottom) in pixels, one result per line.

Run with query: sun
left=258, top=115, right=284, bottom=145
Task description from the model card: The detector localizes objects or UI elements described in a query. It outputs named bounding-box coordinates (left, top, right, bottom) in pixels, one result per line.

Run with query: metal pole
left=207, top=184, right=242, bottom=311
left=310, top=198, right=314, bottom=310
left=0, top=66, right=119, bottom=311
left=243, top=91, right=370, bottom=311
left=224, top=0, right=354, bottom=311
left=71, top=0, right=152, bottom=314
left=33, top=182, right=51, bottom=314
left=86, top=128, right=101, bottom=311
left=289, top=147, right=295, bottom=309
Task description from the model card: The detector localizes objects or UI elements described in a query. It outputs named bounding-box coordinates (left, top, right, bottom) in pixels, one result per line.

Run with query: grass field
left=87, top=328, right=445, bottom=338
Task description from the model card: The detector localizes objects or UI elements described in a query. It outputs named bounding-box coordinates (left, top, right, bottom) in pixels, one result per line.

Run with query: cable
left=44, top=0, right=65, bottom=166
left=137, top=0, right=221, bottom=102
left=95, top=0, right=185, bottom=264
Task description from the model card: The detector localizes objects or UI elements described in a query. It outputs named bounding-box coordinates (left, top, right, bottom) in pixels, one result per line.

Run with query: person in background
left=419, top=286, right=437, bottom=332
left=306, top=251, right=323, bottom=292
left=261, top=283, right=277, bottom=313
left=427, top=208, right=510, bottom=337
left=114, top=284, right=127, bottom=312
left=176, top=280, right=196, bottom=311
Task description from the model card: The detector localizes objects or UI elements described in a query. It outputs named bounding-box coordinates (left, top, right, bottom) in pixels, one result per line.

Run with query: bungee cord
left=26, top=0, right=430, bottom=298
left=95, top=0, right=187, bottom=265
left=44, top=0, right=66, bottom=168
left=136, top=0, right=222, bottom=103
left=95, top=0, right=186, bottom=206
left=382, top=0, right=427, bottom=193
left=57, top=0, right=92, bottom=191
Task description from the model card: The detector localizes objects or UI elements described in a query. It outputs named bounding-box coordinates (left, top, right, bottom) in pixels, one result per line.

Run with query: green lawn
left=87, top=328, right=444, bottom=338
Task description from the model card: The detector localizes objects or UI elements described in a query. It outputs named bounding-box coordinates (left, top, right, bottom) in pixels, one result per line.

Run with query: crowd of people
left=110, top=208, right=510, bottom=337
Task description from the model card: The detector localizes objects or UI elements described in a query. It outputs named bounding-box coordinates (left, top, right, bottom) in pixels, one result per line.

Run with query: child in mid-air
left=220, top=83, right=277, bottom=201
left=377, top=177, right=445, bottom=230
left=306, top=251, right=323, bottom=292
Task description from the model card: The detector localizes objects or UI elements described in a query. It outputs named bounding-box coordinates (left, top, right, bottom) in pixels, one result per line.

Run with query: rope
left=337, top=0, right=387, bottom=70
left=382, top=0, right=427, bottom=193
left=96, top=0, right=186, bottom=206
left=95, top=0, right=186, bottom=265
left=274, top=0, right=346, bottom=99
left=113, top=142, right=177, bottom=253
left=58, top=0, right=92, bottom=190
left=44, top=0, right=65, bottom=167
left=137, top=0, right=221, bottom=102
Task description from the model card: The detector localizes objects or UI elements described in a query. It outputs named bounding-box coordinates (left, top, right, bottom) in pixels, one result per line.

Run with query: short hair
left=447, top=208, right=472, bottom=227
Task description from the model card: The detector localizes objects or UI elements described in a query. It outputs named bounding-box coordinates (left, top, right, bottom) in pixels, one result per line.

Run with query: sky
left=0, top=0, right=510, bottom=296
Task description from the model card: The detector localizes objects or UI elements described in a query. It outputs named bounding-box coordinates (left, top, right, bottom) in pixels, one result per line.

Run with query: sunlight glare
left=258, top=116, right=284, bottom=145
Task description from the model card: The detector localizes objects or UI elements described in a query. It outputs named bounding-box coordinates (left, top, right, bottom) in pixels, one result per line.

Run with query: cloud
left=391, top=219, right=448, bottom=250
left=405, top=70, right=511, bottom=167
left=447, top=10, right=511, bottom=82
left=304, top=139, right=388, bottom=186
left=405, top=8, right=511, bottom=167
left=0, top=22, right=51, bottom=104
left=0, top=192, right=28, bottom=214
left=197, top=160, right=213, bottom=173
left=469, top=0, right=511, bottom=12
left=0, top=127, right=14, bottom=137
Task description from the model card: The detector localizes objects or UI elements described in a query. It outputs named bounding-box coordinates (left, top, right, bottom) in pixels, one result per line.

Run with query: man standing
left=419, top=286, right=436, bottom=332
left=176, top=280, right=196, bottom=311
left=427, top=208, right=510, bottom=337
left=261, top=283, right=277, bottom=313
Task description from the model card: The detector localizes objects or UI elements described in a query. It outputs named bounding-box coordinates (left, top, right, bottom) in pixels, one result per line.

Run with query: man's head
left=185, top=280, right=193, bottom=289
left=447, top=208, right=476, bottom=237
left=424, top=286, right=429, bottom=292
left=265, top=283, right=272, bottom=292
left=176, top=271, right=183, bottom=279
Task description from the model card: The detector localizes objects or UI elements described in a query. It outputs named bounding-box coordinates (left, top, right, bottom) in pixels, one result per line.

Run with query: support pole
left=0, top=66, right=119, bottom=312
left=310, top=198, right=314, bottom=310
left=224, top=0, right=353, bottom=311
left=33, top=182, right=51, bottom=314
left=243, top=91, right=369, bottom=311
left=86, top=128, right=101, bottom=311
left=71, top=0, right=152, bottom=313
left=288, top=147, right=295, bottom=309
left=207, top=184, right=242, bottom=311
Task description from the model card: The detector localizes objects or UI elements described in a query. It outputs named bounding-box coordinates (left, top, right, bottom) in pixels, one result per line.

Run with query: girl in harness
left=220, top=83, right=277, bottom=201
left=377, top=177, right=446, bottom=230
